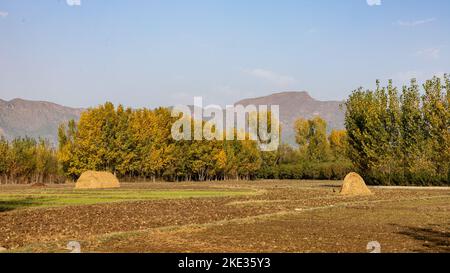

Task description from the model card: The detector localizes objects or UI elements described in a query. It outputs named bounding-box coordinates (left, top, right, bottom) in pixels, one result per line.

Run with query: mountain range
left=0, top=92, right=345, bottom=146
left=235, top=91, right=345, bottom=144
left=0, top=98, right=83, bottom=145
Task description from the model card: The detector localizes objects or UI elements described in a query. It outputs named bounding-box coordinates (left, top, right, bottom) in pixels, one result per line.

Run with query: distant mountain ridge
left=0, top=92, right=346, bottom=145
left=0, top=98, right=83, bottom=145
left=235, top=91, right=346, bottom=144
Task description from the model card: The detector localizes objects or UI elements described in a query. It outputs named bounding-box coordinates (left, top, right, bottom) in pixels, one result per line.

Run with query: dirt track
left=0, top=181, right=449, bottom=253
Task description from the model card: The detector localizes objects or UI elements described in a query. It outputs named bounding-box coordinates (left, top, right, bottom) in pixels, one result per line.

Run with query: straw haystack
left=340, top=172, right=372, bottom=196
left=75, top=171, right=120, bottom=189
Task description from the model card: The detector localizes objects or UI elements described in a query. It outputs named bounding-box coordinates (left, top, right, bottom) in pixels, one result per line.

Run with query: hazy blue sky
left=0, top=0, right=449, bottom=108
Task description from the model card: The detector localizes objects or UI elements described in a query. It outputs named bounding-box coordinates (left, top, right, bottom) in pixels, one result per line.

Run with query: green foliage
left=261, top=161, right=353, bottom=181
left=58, top=103, right=265, bottom=181
left=0, top=137, right=61, bottom=184
left=8, top=74, right=448, bottom=185
left=294, top=117, right=330, bottom=162
left=56, top=103, right=355, bottom=182
left=256, top=118, right=353, bottom=180
left=345, top=76, right=450, bottom=185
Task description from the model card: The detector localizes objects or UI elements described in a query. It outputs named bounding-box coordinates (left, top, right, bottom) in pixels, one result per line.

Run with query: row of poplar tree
left=58, top=105, right=263, bottom=181
left=345, top=76, right=449, bottom=185
left=0, top=75, right=448, bottom=185
left=0, top=138, right=60, bottom=184
left=0, top=108, right=348, bottom=184
left=57, top=103, right=349, bottom=182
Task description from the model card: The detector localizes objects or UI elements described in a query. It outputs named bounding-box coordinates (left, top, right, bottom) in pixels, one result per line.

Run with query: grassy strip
left=0, top=189, right=256, bottom=211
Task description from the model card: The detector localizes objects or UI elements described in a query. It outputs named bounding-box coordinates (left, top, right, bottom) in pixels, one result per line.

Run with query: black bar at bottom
left=0, top=253, right=446, bottom=272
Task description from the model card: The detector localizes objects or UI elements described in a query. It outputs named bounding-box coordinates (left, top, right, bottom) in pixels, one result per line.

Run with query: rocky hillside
left=235, top=91, right=346, bottom=144
left=0, top=98, right=83, bottom=145
left=0, top=92, right=345, bottom=146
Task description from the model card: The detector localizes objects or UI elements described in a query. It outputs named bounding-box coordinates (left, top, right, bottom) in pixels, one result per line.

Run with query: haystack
left=75, top=171, right=120, bottom=189
left=340, top=172, right=372, bottom=196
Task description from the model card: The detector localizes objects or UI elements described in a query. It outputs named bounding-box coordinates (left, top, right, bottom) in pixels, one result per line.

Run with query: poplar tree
left=329, top=129, right=347, bottom=160
left=346, top=77, right=449, bottom=185
left=294, top=117, right=330, bottom=162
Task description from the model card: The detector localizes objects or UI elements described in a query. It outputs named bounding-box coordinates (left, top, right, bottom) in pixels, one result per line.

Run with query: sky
left=0, top=0, right=449, bottom=108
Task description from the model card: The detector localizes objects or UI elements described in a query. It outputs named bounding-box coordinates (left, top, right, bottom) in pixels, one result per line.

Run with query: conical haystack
left=340, top=172, right=372, bottom=196
left=75, top=171, right=120, bottom=189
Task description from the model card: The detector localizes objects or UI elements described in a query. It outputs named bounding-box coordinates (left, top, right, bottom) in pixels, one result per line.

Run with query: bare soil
left=0, top=180, right=449, bottom=253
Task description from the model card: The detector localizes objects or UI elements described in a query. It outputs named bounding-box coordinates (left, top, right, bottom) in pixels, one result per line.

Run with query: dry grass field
left=0, top=180, right=449, bottom=253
